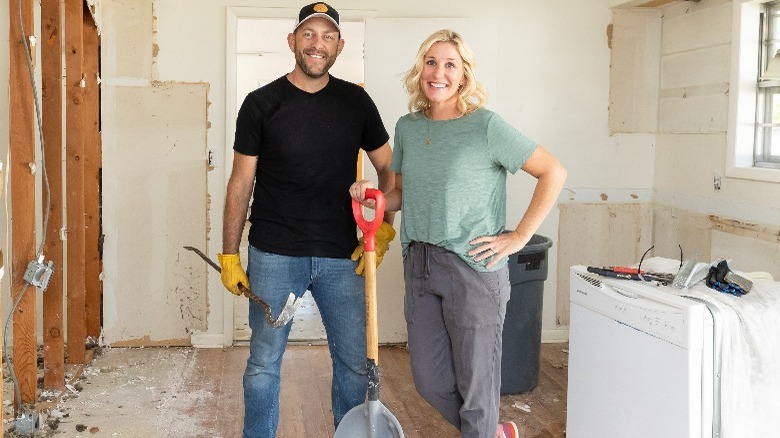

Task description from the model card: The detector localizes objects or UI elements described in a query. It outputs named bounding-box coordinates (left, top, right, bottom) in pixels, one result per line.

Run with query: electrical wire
left=1, top=151, right=9, bottom=408
left=2, top=0, right=55, bottom=414
left=637, top=245, right=654, bottom=274
left=17, top=0, right=51, bottom=256
left=3, top=284, right=32, bottom=408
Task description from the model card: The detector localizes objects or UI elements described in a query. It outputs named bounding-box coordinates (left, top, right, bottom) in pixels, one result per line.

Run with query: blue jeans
left=243, top=245, right=368, bottom=438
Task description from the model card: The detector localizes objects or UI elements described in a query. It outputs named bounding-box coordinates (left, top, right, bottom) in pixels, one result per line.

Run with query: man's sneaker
left=496, top=421, right=520, bottom=438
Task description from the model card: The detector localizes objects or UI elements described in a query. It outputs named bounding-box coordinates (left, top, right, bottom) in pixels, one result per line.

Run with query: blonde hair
left=403, top=29, right=487, bottom=115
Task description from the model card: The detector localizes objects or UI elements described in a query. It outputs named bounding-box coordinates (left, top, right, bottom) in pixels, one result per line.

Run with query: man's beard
left=295, top=48, right=337, bottom=79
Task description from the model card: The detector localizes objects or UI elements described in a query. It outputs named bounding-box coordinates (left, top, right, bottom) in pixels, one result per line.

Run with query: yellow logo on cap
left=313, top=3, right=328, bottom=12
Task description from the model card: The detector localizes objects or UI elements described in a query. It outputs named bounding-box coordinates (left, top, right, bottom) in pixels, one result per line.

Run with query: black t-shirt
left=233, top=75, right=389, bottom=258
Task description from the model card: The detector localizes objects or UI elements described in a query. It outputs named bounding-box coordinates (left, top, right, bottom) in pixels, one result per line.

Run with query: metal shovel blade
left=270, top=292, right=302, bottom=328
left=334, top=400, right=404, bottom=438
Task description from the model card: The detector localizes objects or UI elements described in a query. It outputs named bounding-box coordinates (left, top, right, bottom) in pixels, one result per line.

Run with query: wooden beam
left=0, top=194, right=4, bottom=436
left=9, top=0, right=39, bottom=407
left=41, top=0, right=66, bottom=391
left=83, top=3, right=102, bottom=339
left=65, top=0, right=87, bottom=365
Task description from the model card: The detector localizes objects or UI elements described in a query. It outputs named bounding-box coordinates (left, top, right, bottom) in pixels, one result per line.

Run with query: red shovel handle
left=352, top=188, right=385, bottom=252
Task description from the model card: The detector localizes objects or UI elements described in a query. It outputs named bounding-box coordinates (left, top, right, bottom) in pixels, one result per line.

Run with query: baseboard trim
left=542, top=329, right=569, bottom=343
left=191, top=332, right=226, bottom=348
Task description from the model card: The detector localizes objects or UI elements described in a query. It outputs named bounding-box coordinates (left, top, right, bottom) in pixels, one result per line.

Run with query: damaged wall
left=653, top=0, right=779, bottom=275
left=652, top=0, right=779, bottom=277
left=555, top=7, right=660, bottom=326
left=557, top=0, right=780, bottom=325
left=608, top=8, right=662, bottom=133
left=99, top=0, right=208, bottom=345
left=557, top=202, right=653, bottom=326
left=101, top=82, right=209, bottom=345
left=607, top=0, right=780, bottom=274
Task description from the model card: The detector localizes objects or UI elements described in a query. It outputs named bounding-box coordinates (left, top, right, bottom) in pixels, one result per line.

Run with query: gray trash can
left=500, top=234, right=553, bottom=394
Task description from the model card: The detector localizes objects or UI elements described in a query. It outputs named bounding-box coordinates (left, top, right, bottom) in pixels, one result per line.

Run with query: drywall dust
left=1, top=347, right=217, bottom=436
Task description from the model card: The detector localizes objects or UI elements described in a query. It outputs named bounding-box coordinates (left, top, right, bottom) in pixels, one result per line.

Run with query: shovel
left=334, top=188, right=404, bottom=438
left=182, top=246, right=301, bottom=328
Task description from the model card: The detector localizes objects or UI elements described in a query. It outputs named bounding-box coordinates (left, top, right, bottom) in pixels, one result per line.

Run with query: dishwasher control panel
left=571, top=266, right=705, bottom=349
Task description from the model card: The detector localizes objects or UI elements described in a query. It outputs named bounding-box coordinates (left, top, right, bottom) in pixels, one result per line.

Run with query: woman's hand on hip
left=468, top=231, right=530, bottom=269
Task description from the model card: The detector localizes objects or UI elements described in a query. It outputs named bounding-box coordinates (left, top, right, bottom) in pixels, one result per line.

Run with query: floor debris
left=512, top=402, right=532, bottom=413
left=3, top=347, right=214, bottom=437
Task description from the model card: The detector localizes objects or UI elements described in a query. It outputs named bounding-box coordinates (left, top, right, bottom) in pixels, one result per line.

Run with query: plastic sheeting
left=642, top=257, right=780, bottom=438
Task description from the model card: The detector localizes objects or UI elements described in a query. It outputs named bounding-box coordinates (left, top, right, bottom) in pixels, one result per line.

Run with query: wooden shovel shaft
left=365, top=251, right=379, bottom=364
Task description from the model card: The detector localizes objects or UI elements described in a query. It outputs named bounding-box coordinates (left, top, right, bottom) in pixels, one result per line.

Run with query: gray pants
left=404, top=242, right=511, bottom=438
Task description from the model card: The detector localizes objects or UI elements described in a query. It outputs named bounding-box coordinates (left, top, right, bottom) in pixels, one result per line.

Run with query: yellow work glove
left=217, top=253, right=249, bottom=296
left=351, top=222, right=396, bottom=276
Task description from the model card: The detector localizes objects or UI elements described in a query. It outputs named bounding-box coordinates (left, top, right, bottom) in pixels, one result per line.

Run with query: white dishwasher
left=566, top=266, right=715, bottom=438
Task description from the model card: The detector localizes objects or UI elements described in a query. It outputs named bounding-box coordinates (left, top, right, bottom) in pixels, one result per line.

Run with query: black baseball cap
left=294, top=3, right=340, bottom=32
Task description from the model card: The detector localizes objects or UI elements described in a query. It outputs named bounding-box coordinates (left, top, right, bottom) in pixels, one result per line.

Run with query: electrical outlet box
left=23, top=259, right=54, bottom=291
left=15, top=410, right=39, bottom=435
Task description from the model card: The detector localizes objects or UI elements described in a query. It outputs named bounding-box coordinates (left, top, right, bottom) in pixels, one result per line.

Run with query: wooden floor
left=188, top=343, right=568, bottom=438
left=3, top=343, right=568, bottom=437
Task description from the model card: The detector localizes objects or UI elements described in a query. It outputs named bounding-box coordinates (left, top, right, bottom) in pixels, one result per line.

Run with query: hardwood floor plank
left=207, top=348, right=245, bottom=437
left=279, top=349, right=307, bottom=438
left=312, top=346, right=336, bottom=436
left=371, top=364, right=417, bottom=436
left=300, top=402, right=330, bottom=437
left=380, top=346, right=460, bottom=437
left=172, top=348, right=216, bottom=436
left=378, top=346, right=457, bottom=438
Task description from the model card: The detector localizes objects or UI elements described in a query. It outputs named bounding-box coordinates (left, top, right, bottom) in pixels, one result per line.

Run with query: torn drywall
left=101, top=81, right=209, bottom=345
left=556, top=202, right=654, bottom=326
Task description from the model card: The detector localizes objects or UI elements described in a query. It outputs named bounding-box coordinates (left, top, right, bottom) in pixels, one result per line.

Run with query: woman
left=350, top=29, right=566, bottom=438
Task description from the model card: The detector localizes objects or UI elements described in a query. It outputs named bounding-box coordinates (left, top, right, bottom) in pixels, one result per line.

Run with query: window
left=756, top=1, right=780, bottom=168
left=727, top=0, right=780, bottom=182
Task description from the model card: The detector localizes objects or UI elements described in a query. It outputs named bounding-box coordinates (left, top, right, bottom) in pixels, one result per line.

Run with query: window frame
left=727, top=0, right=780, bottom=182
left=755, top=1, right=780, bottom=168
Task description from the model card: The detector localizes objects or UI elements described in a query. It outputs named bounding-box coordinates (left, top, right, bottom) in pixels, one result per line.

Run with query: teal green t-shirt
left=390, top=108, right=537, bottom=272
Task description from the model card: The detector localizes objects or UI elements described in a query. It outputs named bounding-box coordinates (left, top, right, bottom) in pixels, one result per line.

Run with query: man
left=218, top=3, right=395, bottom=437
